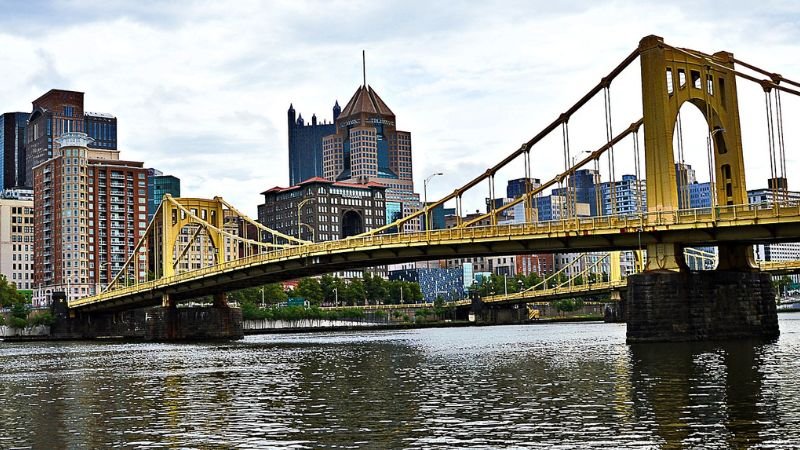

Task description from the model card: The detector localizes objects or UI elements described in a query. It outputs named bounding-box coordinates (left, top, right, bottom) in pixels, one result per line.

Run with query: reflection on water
left=1, top=317, right=800, bottom=448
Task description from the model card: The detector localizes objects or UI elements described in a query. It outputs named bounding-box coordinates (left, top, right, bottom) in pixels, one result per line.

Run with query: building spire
left=362, top=50, right=366, bottom=86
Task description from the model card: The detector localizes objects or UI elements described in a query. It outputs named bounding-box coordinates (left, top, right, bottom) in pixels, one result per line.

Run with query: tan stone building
left=0, top=198, right=34, bottom=291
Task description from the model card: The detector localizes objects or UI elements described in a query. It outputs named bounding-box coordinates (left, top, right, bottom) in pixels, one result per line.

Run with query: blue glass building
left=147, top=169, right=181, bottom=220
left=84, top=112, right=117, bottom=150
left=507, top=177, right=541, bottom=199
left=389, top=267, right=465, bottom=302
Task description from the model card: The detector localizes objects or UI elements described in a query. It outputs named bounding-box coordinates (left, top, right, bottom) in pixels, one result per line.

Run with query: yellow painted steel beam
left=69, top=203, right=800, bottom=311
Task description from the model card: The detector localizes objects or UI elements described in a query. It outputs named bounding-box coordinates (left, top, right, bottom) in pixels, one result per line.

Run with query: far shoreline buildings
left=280, top=82, right=422, bottom=240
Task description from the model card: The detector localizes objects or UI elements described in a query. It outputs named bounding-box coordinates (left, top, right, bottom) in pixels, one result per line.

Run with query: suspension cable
left=764, top=89, right=778, bottom=203
left=675, top=110, right=687, bottom=207
left=604, top=86, right=617, bottom=216
left=357, top=47, right=642, bottom=237
left=562, top=121, right=573, bottom=218
left=776, top=89, right=788, bottom=202
left=459, top=119, right=643, bottom=228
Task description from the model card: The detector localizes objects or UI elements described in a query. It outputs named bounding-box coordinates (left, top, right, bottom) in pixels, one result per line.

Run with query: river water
left=1, top=316, right=800, bottom=449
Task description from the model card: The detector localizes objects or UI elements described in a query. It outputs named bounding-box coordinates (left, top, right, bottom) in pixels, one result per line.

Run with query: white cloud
left=1, top=0, right=799, bottom=215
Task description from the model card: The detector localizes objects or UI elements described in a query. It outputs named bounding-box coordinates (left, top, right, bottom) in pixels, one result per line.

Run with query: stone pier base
left=146, top=307, right=243, bottom=340
left=626, top=270, right=779, bottom=343
left=50, top=304, right=243, bottom=341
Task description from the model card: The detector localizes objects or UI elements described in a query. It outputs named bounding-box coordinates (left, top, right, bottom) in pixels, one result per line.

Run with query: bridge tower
left=154, top=195, right=228, bottom=307
left=639, top=34, right=752, bottom=270
left=628, top=35, right=778, bottom=342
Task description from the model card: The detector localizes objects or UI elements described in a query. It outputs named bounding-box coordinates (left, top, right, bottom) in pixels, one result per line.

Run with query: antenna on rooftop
left=362, top=50, right=366, bottom=86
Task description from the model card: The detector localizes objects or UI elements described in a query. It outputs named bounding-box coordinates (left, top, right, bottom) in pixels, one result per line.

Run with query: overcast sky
left=1, top=0, right=799, bottom=215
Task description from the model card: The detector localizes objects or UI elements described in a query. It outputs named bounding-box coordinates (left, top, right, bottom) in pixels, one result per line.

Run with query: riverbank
left=243, top=314, right=607, bottom=335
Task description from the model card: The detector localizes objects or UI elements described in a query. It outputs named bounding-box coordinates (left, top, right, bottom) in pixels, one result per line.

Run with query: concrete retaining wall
left=0, top=325, right=50, bottom=338
left=244, top=319, right=387, bottom=330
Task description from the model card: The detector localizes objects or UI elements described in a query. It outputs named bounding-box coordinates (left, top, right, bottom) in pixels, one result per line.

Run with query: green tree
left=363, top=273, right=387, bottom=304
left=262, top=283, right=288, bottom=305
left=526, top=272, right=543, bottom=289
left=320, top=274, right=345, bottom=305
left=344, top=279, right=366, bottom=306
left=774, top=275, right=792, bottom=297
left=0, top=275, right=25, bottom=308
left=296, top=278, right=324, bottom=306
left=406, top=282, right=423, bottom=302
left=386, top=280, right=402, bottom=304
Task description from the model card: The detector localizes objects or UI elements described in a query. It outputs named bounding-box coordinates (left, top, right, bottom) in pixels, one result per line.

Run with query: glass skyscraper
left=287, top=103, right=339, bottom=185
left=0, top=112, right=29, bottom=189
left=147, top=169, right=181, bottom=220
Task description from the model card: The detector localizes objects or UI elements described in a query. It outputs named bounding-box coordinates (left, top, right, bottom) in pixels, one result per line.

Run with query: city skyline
left=1, top=2, right=799, bottom=214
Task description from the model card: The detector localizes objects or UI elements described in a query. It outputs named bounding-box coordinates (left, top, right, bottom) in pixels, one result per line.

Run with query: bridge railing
left=70, top=201, right=800, bottom=308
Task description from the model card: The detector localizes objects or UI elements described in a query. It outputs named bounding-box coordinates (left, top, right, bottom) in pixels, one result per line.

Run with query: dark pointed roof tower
left=338, top=85, right=395, bottom=119
left=333, top=100, right=341, bottom=120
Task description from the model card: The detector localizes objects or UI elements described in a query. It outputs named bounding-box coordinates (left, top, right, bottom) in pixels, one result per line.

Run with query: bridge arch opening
left=671, top=102, right=727, bottom=271
left=341, top=210, right=364, bottom=238
left=671, top=101, right=725, bottom=210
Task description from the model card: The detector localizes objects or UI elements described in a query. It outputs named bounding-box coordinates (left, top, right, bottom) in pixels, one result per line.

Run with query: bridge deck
left=70, top=204, right=800, bottom=312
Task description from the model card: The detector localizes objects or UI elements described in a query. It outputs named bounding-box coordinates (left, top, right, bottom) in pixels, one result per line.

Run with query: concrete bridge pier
left=471, top=298, right=526, bottom=325
left=626, top=244, right=779, bottom=342
left=50, top=292, right=244, bottom=341
left=146, top=304, right=243, bottom=341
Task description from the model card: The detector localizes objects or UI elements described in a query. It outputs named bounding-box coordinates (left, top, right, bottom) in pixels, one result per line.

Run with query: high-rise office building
left=288, top=103, right=339, bottom=185
left=84, top=112, right=118, bottom=150
left=598, top=175, right=647, bottom=216
left=260, top=177, right=386, bottom=243
left=25, top=89, right=117, bottom=187
left=0, top=112, right=30, bottom=189
left=259, top=176, right=387, bottom=279
left=506, top=177, right=541, bottom=199
left=554, top=169, right=602, bottom=216
left=146, top=168, right=181, bottom=221
left=33, top=132, right=147, bottom=304
left=322, top=85, right=420, bottom=231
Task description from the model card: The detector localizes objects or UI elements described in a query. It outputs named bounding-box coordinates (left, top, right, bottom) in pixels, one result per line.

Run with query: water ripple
left=1, top=316, right=799, bottom=448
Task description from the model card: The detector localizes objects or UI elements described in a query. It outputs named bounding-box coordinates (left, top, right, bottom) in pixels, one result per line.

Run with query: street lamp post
left=259, top=286, right=265, bottom=308
left=333, top=287, right=338, bottom=307
left=300, top=223, right=316, bottom=242
left=297, top=198, right=314, bottom=241
left=423, top=172, right=444, bottom=232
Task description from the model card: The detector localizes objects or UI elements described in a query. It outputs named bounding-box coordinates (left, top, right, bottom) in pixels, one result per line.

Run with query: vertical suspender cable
left=675, top=111, right=687, bottom=207
left=604, top=86, right=617, bottom=216
left=633, top=131, right=643, bottom=213
left=562, top=121, right=572, bottom=218
left=775, top=89, right=788, bottom=203
left=524, top=150, right=531, bottom=222
left=764, top=90, right=778, bottom=203
left=702, top=68, right=716, bottom=209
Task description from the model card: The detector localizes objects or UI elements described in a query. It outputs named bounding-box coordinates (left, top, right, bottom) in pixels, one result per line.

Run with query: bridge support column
left=162, top=293, right=175, bottom=309
left=626, top=270, right=779, bottom=342
left=213, top=292, right=228, bottom=308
